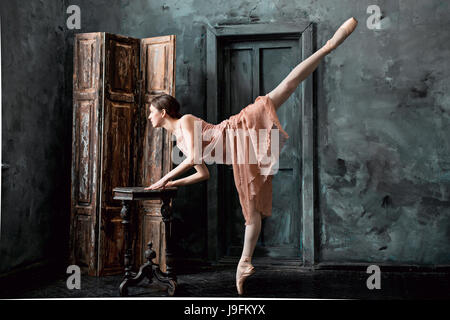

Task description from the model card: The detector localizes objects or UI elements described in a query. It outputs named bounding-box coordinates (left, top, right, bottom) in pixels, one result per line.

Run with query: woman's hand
left=145, top=177, right=170, bottom=190
left=165, top=180, right=176, bottom=188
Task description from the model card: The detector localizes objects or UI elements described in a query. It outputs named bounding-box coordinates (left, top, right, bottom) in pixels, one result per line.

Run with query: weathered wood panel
left=98, top=33, right=140, bottom=276
left=70, top=32, right=103, bottom=275
left=136, top=35, right=176, bottom=270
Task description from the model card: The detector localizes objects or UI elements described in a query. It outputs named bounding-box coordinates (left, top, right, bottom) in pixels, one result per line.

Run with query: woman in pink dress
left=145, top=17, right=358, bottom=296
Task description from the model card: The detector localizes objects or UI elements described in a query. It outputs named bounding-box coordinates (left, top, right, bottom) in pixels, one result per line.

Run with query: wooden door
left=221, top=38, right=302, bottom=259
left=98, top=33, right=140, bottom=276
left=70, top=32, right=104, bottom=275
left=135, top=35, right=176, bottom=271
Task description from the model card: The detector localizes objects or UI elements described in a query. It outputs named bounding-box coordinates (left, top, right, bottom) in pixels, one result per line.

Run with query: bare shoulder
left=179, top=114, right=196, bottom=131
left=180, top=114, right=194, bottom=121
left=181, top=114, right=203, bottom=124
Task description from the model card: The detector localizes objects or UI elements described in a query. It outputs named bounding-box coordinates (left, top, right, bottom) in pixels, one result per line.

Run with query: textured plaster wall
left=0, top=0, right=69, bottom=274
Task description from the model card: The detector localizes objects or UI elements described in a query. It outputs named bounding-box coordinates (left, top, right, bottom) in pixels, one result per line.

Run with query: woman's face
left=148, top=104, right=164, bottom=128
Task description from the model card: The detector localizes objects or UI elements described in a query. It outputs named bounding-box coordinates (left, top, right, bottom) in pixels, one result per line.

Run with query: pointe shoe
left=236, top=263, right=255, bottom=296
left=322, top=17, right=358, bottom=54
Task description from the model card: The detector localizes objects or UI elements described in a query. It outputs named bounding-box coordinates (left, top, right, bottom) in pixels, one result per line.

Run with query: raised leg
left=267, top=17, right=358, bottom=111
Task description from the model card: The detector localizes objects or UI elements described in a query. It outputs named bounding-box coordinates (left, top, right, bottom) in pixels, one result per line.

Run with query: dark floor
left=1, top=262, right=449, bottom=299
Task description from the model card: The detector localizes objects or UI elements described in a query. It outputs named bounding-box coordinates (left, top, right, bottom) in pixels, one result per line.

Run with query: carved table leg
left=159, top=196, right=177, bottom=295
left=117, top=196, right=177, bottom=297
left=117, top=241, right=155, bottom=296
left=119, top=200, right=133, bottom=296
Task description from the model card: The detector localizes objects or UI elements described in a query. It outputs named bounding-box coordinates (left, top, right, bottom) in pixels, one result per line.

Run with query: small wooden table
left=113, top=186, right=178, bottom=297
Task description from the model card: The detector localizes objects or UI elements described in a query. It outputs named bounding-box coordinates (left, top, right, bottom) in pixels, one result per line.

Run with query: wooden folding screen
left=70, top=32, right=176, bottom=276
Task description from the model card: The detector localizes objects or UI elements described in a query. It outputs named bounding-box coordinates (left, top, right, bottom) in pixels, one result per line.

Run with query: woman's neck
left=161, top=117, right=180, bottom=133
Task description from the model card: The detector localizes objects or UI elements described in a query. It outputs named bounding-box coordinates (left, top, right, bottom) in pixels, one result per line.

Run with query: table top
left=113, top=186, right=178, bottom=200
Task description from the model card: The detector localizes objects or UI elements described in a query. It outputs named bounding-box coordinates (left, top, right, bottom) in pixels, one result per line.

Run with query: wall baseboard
left=314, top=262, right=450, bottom=272
left=209, top=256, right=450, bottom=273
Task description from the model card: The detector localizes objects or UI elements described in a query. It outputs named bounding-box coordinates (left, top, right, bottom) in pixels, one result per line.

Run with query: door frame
left=205, top=21, right=317, bottom=267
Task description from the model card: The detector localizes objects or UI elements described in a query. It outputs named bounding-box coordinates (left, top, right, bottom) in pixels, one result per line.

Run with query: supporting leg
left=236, top=210, right=262, bottom=296
left=241, top=213, right=262, bottom=258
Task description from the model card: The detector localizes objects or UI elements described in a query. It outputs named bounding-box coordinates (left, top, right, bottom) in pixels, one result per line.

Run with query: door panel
left=99, top=33, right=140, bottom=275
left=70, top=32, right=103, bottom=275
left=136, top=35, right=176, bottom=271
left=222, top=39, right=302, bottom=259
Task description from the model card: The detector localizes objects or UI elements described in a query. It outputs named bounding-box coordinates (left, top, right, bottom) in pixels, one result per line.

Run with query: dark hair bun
left=149, top=94, right=182, bottom=119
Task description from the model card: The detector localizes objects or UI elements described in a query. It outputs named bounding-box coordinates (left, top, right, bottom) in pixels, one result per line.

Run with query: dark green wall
left=1, top=0, right=69, bottom=274
left=1, top=0, right=449, bottom=276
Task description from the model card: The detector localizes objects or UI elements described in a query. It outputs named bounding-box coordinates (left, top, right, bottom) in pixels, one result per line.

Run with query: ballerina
left=145, top=17, right=358, bottom=296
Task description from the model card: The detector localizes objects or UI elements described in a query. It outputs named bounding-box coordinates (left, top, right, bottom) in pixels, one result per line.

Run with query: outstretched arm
left=168, top=164, right=210, bottom=187
left=145, top=156, right=195, bottom=190
left=147, top=160, right=209, bottom=189
left=146, top=116, right=209, bottom=189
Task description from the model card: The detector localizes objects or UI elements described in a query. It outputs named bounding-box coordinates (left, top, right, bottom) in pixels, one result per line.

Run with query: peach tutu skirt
left=177, top=94, right=289, bottom=225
